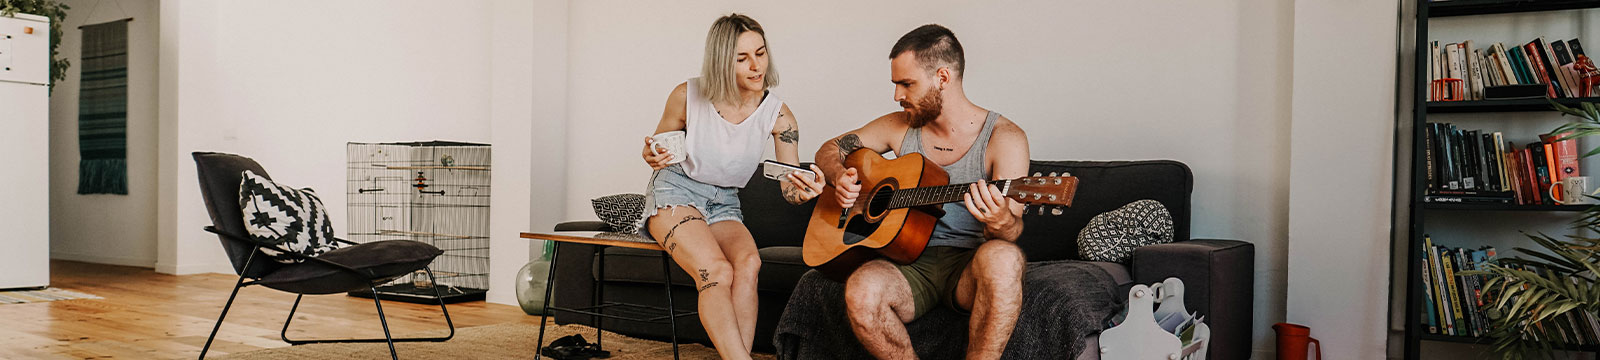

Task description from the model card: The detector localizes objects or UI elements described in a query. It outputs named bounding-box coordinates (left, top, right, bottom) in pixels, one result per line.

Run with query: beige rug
left=0, top=287, right=101, bottom=304
left=215, top=321, right=776, bottom=360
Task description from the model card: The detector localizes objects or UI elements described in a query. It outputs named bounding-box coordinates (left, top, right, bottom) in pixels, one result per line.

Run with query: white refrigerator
left=0, top=13, right=51, bottom=289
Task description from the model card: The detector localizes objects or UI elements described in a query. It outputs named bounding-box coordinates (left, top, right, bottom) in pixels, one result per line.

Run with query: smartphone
left=762, top=160, right=818, bottom=182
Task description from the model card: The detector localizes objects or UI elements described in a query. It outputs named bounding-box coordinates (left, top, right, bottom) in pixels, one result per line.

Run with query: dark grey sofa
left=548, top=160, right=1255, bottom=359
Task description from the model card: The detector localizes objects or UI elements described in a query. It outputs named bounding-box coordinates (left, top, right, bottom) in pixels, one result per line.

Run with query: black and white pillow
left=239, top=170, right=341, bottom=263
left=592, top=193, right=645, bottom=233
left=1077, top=199, right=1174, bottom=263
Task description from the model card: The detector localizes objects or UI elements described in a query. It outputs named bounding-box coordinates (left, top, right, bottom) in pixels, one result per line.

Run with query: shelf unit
left=1404, top=1, right=1600, bottom=358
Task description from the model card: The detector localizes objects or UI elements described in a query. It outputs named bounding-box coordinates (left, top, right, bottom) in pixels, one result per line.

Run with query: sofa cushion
left=739, top=164, right=817, bottom=248
left=594, top=246, right=809, bottom=294
left=1017, top=160, right=1191, bottom=262
left=591, top=193, right=645, bottom=233
left=238, top=170, right=341, bottom=263
left=1077, top=199, right=1175, bottom=263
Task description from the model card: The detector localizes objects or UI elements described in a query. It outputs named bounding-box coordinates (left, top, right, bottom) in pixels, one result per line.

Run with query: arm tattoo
left=834, top=134, right=863, bottom=162
left=779, top=125, right=799, bottom=144
left=781, top=180, right=808, bottom=204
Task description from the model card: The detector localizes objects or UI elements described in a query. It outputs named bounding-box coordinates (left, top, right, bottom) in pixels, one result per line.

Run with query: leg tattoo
left=698, top=268, right=710, bottom=282
left=699, top=282, right=720, bottom=292
left=662, top=215, right=706, bottom=242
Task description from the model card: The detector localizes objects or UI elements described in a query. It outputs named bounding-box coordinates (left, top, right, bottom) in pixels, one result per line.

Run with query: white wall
left=49, top=0, right=160, bottom=268
left=1286, top=1, right=1399, bottom=360
left=158, top=0, right=498, bottom=274
left=561, top=0, right=1293, bottom=355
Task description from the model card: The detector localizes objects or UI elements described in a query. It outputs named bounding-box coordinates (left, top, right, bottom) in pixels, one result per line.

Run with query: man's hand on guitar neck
left=965, top=179, right=1024, bottom=242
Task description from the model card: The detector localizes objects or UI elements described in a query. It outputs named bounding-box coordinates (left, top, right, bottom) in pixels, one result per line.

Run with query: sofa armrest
left=1131, top=239, right=1254, bottom=360
left=554, top=220, right=610, bottom=232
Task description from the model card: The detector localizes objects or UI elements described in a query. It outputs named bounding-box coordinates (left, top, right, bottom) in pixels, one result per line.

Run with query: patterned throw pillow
left=592, top=193, right=646, bottom=233
left=1077, top=199, right=1175, bottom=263
left=239, top=170, right=341, bottom=263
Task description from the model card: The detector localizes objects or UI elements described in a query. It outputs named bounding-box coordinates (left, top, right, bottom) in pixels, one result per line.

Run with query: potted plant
left=0, top=0, right=69, bottom=89
left=1471, top=100, right=1600, bottom=359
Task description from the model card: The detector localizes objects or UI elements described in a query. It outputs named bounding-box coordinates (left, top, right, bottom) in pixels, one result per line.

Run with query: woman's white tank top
left=681, top=78, right=783, bottom=188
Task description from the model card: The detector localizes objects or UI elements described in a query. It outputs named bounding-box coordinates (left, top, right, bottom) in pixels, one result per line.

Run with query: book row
left=1428, top=37, right=1599, bottom=101
left=1423, top=122, right=1579, bottom=205
left=1419, top=238, right=1496, bottom=337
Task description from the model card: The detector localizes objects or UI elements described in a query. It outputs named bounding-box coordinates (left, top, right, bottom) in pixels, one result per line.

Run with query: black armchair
left=192, top=152, right=455, bottom=359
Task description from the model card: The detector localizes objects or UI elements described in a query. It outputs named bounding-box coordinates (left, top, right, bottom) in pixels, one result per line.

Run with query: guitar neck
left=886, top=180, right=1012, bottom=209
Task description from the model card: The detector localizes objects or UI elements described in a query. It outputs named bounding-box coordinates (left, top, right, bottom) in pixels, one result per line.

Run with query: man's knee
left=973, top=241, right=1025, bottom=283
left=844, top=261, right=897, bottom=315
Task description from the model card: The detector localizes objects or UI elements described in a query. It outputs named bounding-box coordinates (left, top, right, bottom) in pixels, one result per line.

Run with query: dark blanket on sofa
left=774, top=260, right=1123, bottom=359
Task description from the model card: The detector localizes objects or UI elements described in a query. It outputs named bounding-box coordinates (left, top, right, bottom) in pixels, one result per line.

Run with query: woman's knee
left=733, top=252, right=762, bottom=279
left=694, top=259, right=735, bottom=289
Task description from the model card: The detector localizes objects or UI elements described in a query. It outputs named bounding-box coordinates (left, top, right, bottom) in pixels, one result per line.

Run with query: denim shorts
left=637, top=164, right=744, bottom=238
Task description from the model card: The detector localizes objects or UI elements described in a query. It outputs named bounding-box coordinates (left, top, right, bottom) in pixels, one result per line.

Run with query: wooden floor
left=0, top=260, right=539, bottom=359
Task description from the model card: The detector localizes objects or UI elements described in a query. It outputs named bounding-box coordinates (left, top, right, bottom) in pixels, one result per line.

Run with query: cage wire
left=346, top=141, right=491, bottom=303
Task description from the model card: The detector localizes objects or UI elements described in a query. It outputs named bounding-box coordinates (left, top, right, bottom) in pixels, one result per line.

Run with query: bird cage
left=346, top=141, right=491, bottom=304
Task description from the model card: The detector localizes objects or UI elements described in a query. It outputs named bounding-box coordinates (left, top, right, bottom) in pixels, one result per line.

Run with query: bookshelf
left=1405, top=1, right=1600, bottom=358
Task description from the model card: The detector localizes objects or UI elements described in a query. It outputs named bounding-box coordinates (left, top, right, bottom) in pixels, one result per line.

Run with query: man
left=814, top=24, right=1030, bottom=359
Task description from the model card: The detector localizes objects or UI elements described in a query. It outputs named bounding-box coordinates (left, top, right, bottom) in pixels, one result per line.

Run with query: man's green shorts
left=897, top=246, right=977, bottom=319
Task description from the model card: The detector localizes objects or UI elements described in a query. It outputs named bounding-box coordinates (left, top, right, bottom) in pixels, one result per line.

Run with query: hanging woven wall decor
left=76, top=19, right=129, bottom=195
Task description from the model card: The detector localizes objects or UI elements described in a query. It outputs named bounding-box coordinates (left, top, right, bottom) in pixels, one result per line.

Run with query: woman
left=639, top=13, right=826, bottom=359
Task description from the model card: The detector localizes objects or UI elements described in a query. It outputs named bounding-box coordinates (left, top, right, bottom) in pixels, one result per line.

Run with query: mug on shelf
left=1549, top=176, right=1597, bottom=205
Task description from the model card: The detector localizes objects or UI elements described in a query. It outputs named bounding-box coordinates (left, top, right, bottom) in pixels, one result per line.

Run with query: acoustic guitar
left=803, top=149, right=1078, bottom=280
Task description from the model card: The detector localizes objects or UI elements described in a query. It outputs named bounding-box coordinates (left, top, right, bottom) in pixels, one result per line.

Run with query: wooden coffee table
left=520, top=231, right=695, bottom=360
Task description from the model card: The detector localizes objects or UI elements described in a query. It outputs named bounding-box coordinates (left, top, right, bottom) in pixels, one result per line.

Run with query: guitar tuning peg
left=1051, top=206, right=1065, bottom=216
left=1033, top=193, right=1042, bottom=200
left=1049, top=172, right=1058, bottom=177
left=1033, top=172, right=1043, bottom=177
left=1036, top=206, right=1046, bottom=215
left=1055, top=178, right=1062, bottom=185
left=1049, top=194, right=1058, bottom=201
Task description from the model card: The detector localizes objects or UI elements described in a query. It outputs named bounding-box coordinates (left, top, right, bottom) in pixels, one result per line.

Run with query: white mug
left=1549, top=176, right=1596, bottom=205
left=649, top=131, right=687, bottom=165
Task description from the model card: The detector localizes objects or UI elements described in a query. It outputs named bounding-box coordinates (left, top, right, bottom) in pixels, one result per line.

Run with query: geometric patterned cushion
left=1076, top=199, right=1174, bottom=263
left=591, top=193, right=645, bottom=234
left=239, top=170, right=341, bottom=263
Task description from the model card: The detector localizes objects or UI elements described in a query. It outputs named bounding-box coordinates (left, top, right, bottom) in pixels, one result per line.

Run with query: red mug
left=1272, top=322, right=1322, bottom=360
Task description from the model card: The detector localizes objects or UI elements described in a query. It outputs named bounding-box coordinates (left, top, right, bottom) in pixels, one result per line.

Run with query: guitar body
left=804, top=151, right=948, bottom=281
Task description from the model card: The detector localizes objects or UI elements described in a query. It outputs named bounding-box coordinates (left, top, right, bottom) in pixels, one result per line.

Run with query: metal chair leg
left=370, top=286, right=399, bottom=360
left=661, top=252, right=680, bottom=360
left=280, top=268, right=454, bottom=346
left=535, top=242, right=560, bottom=359
left=199, top=250, right=256, bottom=360
left=198, top=274, right=250, bottom=359
left=422, top=268, right=455, bottom=341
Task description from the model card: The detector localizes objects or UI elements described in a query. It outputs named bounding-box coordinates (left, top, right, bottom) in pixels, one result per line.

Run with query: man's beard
left=902, top=89, right=942, bottom=128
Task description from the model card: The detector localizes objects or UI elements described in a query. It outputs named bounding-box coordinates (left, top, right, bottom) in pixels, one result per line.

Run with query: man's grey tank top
left=899, top=111, right=1000, bottom=249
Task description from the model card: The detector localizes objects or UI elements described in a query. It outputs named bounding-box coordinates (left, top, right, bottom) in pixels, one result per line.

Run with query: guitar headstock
left=1002, top=172, right=1078, bottom=209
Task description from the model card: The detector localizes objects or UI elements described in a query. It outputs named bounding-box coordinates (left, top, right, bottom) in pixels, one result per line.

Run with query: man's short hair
left=889, top=24, right=965, bottom=80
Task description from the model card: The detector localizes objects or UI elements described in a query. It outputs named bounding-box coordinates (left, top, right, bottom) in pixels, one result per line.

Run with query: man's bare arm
left=814, top=113, right=906, bottom=180
left=981, top=120, right=1030, bottom=242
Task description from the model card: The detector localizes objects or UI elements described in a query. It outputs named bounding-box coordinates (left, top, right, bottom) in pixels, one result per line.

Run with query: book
left=1541, top=132, right=1581, bottom=196
left=1545, top=142, right=1559, bottom=200
left=1532, top=144, right=1553, bottom=203
left=1441, top=247, right=1467, bottom=335
left=1524, top=42, right=1556, bottom=97
left=1422, top=255, right=1439, bottom=334
left=1530, top=38, right=1570, bottom=97
left=1493, top=43, right=1520, bottom=85
left=1493, top=132, right=1508, bottom=192
left=1433, top=124, right=1446, bottom=189
left=1551, top=40, right=1580, bottom=97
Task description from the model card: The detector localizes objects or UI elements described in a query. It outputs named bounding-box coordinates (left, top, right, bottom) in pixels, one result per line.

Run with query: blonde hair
left=698, top=13, right=779, bottom=105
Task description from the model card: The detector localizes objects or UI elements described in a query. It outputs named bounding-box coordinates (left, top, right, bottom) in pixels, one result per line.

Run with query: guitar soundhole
left=866, top=184, right=894, bottom=218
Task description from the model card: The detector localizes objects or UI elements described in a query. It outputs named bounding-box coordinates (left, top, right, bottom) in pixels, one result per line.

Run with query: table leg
left=661, top=251, right=680, bottom=360
left=595, top=245, right=606, bottom=350
left=535, top=240, right=560, bottom=359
